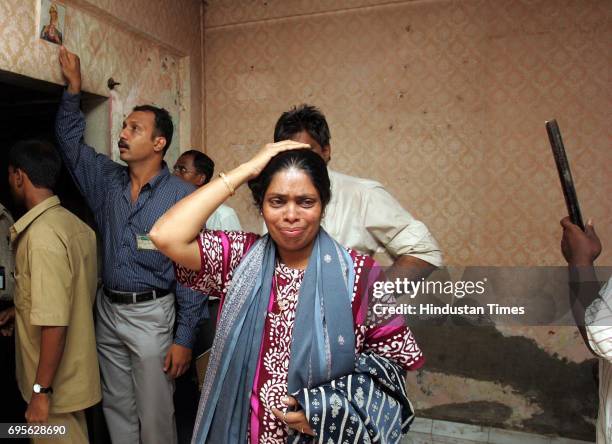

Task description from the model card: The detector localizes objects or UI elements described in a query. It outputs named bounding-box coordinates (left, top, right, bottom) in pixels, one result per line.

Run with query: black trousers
left=175, top=299, right=219, bottom=444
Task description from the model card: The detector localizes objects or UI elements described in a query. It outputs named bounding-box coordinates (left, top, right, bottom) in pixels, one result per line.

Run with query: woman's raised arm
left=149, top=140, right=309, bottom=270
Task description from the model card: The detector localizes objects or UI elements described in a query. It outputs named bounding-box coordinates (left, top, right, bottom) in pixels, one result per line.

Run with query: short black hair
left=8, top=140, right=62, bottom=189
left=132, top=105, right=174, bottom=156
left=181, top=149, right=215, bottom=184
left=274, top=104, right=331, bottom=148
left=248, top=148, right=331, bottom=210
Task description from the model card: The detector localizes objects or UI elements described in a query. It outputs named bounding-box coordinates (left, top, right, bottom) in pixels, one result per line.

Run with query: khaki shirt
left=0, top=203, right=15, bottom=300
left=11, top=196, right=101, bottom=413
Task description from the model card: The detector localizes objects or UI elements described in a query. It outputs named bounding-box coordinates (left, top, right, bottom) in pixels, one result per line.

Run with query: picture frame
left=39, top=0, right=65, bottom=45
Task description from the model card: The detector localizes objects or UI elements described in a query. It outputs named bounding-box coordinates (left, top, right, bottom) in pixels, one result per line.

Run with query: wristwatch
left=32, top=383, right=53, bottom=395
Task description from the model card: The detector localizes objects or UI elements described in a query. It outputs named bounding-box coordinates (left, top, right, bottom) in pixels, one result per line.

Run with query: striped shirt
left=585, top=277, right=612, bottom=443
left=55, top=90, right=206, bottom=348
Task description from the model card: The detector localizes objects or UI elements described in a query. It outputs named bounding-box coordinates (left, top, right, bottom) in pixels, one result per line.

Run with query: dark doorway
left=0, top=72, right=102, bottom=224
left=0, top=70, right=110, bottom=443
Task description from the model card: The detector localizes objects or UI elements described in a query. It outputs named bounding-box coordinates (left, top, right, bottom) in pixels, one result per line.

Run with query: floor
left=403, top=418, right=594, bottom=444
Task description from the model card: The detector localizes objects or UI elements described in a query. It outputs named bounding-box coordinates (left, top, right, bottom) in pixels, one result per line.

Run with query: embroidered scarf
left=192, top=229, right=355, bottom=443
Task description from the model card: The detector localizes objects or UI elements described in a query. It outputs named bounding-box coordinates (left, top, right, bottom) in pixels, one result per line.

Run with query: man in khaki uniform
left=0, top=140, right=100, bottom=443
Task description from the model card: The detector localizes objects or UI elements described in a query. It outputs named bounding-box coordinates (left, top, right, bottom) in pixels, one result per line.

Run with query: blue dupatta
left=192, top=229, right=356, bottom=443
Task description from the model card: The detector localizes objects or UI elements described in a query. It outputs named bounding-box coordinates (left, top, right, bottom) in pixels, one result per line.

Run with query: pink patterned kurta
left=175, top=230, right=424, bottom=444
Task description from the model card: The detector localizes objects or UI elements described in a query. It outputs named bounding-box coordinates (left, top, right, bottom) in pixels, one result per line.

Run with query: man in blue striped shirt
left=56, top=46, right=206, bottom=444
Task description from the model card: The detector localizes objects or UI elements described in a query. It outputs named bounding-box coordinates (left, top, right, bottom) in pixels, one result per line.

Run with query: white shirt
left=206, top=204, right=242, bottom=232
left=585, top=277, right=612, bottom=443
left=321, top=170, right=443, bottom=266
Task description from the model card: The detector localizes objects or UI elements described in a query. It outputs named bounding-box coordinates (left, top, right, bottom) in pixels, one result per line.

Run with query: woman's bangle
left=219, top=172, right=235, bottom=196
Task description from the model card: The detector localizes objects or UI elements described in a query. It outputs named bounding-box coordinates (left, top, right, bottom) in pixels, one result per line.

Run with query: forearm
left=56, top=47, right=92, bottom=174
left=150, top=163, right=253, bottom=260
left=570, top=307, right=593, bottom=355
left=174, top=286, right=208, bottom=349
left=55, top=91, right=86, bottom=157
left=568, top=265, right=599, bottom=308
left=35, top=326, right=67, bottom=388
left=55, top=92, right=116, bottom=212
left=66, top=77, right=80, bottom=94
left=387, top=255, right=436, bottom=282
left=567, top=264, right=600, bottom=354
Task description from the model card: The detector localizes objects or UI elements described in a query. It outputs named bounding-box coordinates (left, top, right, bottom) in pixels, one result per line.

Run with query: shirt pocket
left=13, top=271, right=31, bottom=312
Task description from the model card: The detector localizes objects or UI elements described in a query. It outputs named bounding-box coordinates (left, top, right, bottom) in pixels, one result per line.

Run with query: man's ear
left=322, top=144, right=332, bottom=164
left=195, top=174, right=206, bottom=187
left=153, top=136, right=167, bottom=154
left=14, top=168, right=26, bottom=187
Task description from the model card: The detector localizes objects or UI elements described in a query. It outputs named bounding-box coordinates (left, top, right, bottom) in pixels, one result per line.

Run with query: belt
left=103, top=286, right=171, bottom=304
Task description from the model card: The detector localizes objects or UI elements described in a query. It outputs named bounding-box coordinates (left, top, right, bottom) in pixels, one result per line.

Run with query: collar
left=123, top=162, right=170, bottom=189
left=149, top=162, right=170, bottom=188
left=0, top=203, right=12, bottom=221
left=10, top=196, right=61, bottom=243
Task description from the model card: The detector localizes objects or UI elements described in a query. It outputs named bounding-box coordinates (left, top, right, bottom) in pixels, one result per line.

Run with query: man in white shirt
left=561, top=216, right=610, bottom=443
left=272, top=105, right=442, bottom=279
left=173, top=150, right=241, bottom=231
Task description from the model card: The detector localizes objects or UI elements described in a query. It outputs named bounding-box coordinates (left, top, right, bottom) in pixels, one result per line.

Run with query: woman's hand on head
left=246, top=140, right=310, bottom=179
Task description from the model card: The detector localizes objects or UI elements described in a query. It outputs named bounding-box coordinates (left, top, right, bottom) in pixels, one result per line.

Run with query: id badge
left=136, top=234, right=157, bottom=250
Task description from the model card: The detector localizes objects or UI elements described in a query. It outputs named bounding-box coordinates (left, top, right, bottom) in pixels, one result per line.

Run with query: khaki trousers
left=31, top=410, right=88, bottom=444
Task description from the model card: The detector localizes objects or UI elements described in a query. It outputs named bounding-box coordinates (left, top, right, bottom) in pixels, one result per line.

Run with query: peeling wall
left=0, top=0, right=203, bottom=163
left=408, top=323, right=597, bottom=439
left=71, top=0, right=205, bottom=152
left=203, top=0, right=611, bottom=440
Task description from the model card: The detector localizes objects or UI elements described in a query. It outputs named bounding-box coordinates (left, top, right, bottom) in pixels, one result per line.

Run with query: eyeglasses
left=173, top=165, right=198, bottom=175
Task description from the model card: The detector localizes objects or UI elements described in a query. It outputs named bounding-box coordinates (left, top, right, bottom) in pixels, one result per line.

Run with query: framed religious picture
left=39, top=0, right=65, bottom=45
